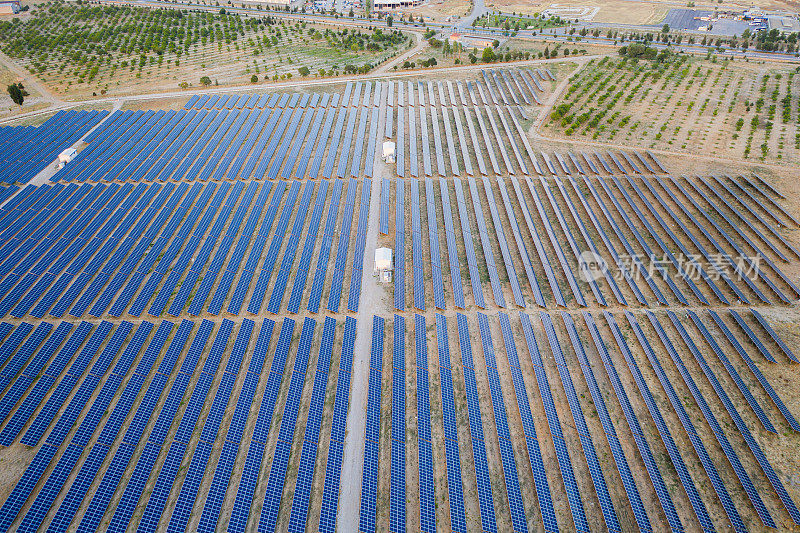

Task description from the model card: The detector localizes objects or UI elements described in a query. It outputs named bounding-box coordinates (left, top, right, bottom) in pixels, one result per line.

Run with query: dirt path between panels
left=337, top=95, right=388, bottom=532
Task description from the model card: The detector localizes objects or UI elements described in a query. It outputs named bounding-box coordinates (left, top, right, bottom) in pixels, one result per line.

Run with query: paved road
left=455, top=0, right=487, bottom=30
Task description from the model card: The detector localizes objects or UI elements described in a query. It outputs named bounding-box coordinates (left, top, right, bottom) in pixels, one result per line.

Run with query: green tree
left=662, top=23, right=670, bottom=33
left=492, top=39, right=500, bottom=48
left=386, top=15, right=392, bottom=27
left=251, top=74, right=258, bottom=82
left=482, top=47, right=496, bottom=62
left=7, top=83, right=27, bottom=106
left=298, top=66, right=310, bottom=76
left=200, top=76, right=212, bottom=86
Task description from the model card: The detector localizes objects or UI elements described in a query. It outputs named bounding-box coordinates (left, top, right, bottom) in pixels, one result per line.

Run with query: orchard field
left=545, top=53, right=800, bottom=165
left=0, top=1, right=410, bottom=97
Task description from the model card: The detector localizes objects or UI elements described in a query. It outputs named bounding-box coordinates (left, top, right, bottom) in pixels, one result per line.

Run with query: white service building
left=375, top=247, right=392, bottom=283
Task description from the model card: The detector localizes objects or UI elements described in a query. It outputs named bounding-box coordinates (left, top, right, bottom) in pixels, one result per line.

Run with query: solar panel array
left=359, top=315, right=384, bottom=533
left=53, top=86, right=385, bottom=184
left=0, top=110, right=108, bottom=185
left=386, top=72, right=666, bottom=179
left=0, top=177, right=371, bottom=320
left=415, top=314, right=437, bottom=532
left=5, top=68, right=800, bottom=533
left=385, top=171, right=800, bottom=313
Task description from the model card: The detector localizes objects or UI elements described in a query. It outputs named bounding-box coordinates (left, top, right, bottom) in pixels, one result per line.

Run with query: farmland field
left=0, top=1, right=411, bottom=97
left=543, top=54, right=800, bottom=165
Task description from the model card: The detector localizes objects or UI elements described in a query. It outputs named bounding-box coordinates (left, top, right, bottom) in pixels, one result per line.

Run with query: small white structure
left=0, top=1, right=20, bottom=15
left=382, top=141, right=396, bottom=164
left=375, top=247, right=393, bottom=283
left=58, top=148, right=77, bottom=164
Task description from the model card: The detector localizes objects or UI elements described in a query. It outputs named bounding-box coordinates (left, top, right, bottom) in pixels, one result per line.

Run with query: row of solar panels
left=56, top=74, right=558, bottom=186
left=0, top=315, right=357, bottom=532
left=0, top=110, right=107, bottom=185
left=389, top=91, right=666, bottom=178
left=359, top=309, right=799, bottom=533
left=386, top=173, right=799, bottom=312
left=55, top=95, right=382, bottom=183
left=183, top=69, right=550, bottom=113
left=0, top=177, right=368, bottom=320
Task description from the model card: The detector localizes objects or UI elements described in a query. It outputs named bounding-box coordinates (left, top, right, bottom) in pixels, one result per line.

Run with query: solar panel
left=327, top=179, right=357, bottom=313
left=632, top=311, right=746, bottom=532
left=581, top=312, right=684, bottom=532
left=635, top=175, right=747, bottom=304
left=390, top=315, right=406, bottom=532
left=317, top=316, right=356, bottom=532
left=308, top=180, right=343, bottom=313
left=749, top=308, right=799, bottom=363
left=473, top=107, right=501, bottom=175
left=168, top=320, right=253, bottom=532
left=669, top=310, right=800, bottom=525
left=347, top=179, right=371, bottom=312
left=707, top=309, right=799, bottom=431
left=605, top=311, right=715, bottom=531
left=229, top=318, right=295, bottom=533
left=359, top=316, right=384, bottom=533
left=462, top=107, right=487, bottom=175
left=660, top=176, right=773, bottom=304
left=476, top=313, right=528, bottom=533
left=286, top=181, right=329, bottom=314
left=578, top=176, right=668, bottom=305
left=647, top=311, right=773, bottom=529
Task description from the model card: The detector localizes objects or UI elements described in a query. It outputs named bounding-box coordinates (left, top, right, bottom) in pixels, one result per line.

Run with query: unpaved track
left=0, top=49, right=63, bottom=106
left=337, top=94, right=387, bottom=532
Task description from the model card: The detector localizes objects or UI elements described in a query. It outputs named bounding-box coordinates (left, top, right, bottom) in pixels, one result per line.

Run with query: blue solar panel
left=346, top=179, right=371, bottom=312
left=394, top=180, right=405, bottom=311
left=476, top=313, right=527, bottom=533
left=380, top=177, right=390, bottom=235
left=646, top=311, right=771, bottom=530
left=359, top=316, right=384, bottom=533
left=414, top=314, right=437, bottom=532
left=102, top=320, right=211, bottom=533
left=424, top=179, right=446, bottom=309
left=435, top=315, right=467, bottom=532
left=166, top=320, right=251, bottom=533
left=319, top=316, right=356, bottom=533
left=561, top=312, right=651, bottom=533
left=327, top=179, right=357, bottom=313
left=707, top=310, right=799, bottom=431
left=634, top=175, right=747, bottom=304
left=605, top=311, right=714, bottom=532
left=308, top=179, right=342, bottom=313
left=257, top=299, right=319, bottom=526
left=607, top=174, right=709, bottom=304
left=581, top=312, right=684, bottom=532
left=286, top=181, right=328, bottom=314
left=669, top=311, right=800, bottom=526
left=749, top=308, right=799, bottom=363
left=452, top=178, right=485, bottom=309
left=246, top=180, right=305, bottom=314
left=578, top=176, right=669, bottom=305
left=728, top=309, right=776, bottom=362
left=287, top=317, right=335, bottom=532
left=468, top=178, right=504, bottom=307
left=229, top=318, right=295, bottom=533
